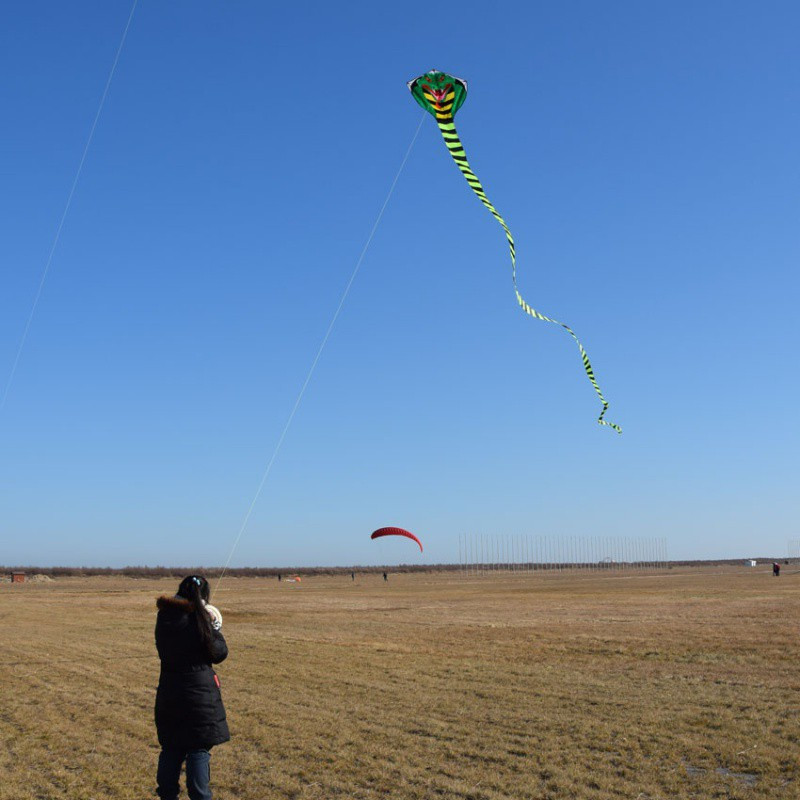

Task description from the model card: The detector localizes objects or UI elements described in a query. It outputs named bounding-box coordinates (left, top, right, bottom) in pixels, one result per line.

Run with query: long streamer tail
left=432, top=113, right=621, bottom=433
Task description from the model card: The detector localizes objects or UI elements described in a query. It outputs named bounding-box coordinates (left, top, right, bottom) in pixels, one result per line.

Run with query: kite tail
left=434, top=115, right=621, bottom=433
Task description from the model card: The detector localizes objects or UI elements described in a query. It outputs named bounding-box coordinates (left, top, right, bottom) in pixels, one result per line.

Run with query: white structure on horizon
left=746, top=559, right=757, bottom=567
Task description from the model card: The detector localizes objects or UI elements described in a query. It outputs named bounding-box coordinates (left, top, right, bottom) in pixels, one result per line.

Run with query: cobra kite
left=408, top=70, right=621, bottom=433
left=371, top=527, right=424, bottom=552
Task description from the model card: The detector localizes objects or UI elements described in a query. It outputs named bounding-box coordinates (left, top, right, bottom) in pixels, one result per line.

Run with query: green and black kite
left=408, top=69, right=620, bottom=433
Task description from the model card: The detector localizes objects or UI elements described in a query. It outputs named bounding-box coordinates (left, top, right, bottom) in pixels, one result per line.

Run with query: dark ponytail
left=177, top=575, right=215, bottom=657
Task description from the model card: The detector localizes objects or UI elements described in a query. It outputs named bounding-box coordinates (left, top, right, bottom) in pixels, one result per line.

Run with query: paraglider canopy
left=370, top=527, right=423, bottom=553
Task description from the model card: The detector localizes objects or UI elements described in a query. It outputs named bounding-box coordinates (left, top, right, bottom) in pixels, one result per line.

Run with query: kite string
left=0, top=0, right=138, bottom=417
left=215, top=112, right=427, bottom=591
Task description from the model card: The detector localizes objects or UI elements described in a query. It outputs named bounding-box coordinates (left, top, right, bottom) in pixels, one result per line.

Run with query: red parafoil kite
left=370, top=527, right=423, bottom=553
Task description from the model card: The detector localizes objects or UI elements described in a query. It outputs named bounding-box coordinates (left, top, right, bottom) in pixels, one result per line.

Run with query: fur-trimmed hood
left=156, top=594, right=196, bottom=613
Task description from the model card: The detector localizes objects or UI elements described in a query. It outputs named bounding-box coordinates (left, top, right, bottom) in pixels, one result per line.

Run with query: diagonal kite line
left=215, top=113, right=426, bottom=591
left=0, top=0, right=138, bottom=416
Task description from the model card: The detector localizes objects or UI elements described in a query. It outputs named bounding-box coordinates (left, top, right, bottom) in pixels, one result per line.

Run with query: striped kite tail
left=432, top=113, right=621, bottom=434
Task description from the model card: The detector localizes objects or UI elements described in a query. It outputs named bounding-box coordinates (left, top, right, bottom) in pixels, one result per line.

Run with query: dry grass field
left=2, top=567, right=798, bottom=799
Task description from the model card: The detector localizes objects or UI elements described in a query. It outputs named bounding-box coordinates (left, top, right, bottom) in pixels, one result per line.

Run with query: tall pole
left=471, top=533, right=475, bottom=577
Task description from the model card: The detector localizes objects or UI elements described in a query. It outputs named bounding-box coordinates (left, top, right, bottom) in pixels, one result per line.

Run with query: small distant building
left=745, top=560, right=757, bottom=567
left=11, top=571, right=26, bottom=583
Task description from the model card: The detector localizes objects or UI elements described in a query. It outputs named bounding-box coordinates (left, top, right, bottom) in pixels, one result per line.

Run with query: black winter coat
left=154, top=595, right=230, bottom=751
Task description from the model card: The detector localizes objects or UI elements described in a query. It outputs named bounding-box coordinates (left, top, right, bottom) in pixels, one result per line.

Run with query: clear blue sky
left=2, top=1, right=798, bottom=567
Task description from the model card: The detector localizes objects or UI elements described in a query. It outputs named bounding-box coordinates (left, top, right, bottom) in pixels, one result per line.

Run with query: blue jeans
left=157, top=748, right=212, bottom=800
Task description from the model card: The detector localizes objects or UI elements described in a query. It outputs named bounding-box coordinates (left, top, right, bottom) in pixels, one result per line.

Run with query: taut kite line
left=408, top=69, right=621, bottom=433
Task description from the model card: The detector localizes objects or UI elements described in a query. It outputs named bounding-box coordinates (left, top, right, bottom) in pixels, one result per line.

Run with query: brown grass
left=2, top=567, right=798, bottom=799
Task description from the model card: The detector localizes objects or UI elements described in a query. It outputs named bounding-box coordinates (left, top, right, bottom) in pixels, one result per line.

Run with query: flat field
left=2, top=567, right=798, bottom=799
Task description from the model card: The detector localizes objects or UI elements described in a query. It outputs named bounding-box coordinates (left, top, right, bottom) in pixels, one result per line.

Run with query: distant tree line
left=2, top=558, right=791, bottom=579
left=0, top=564, right=464, bottom=578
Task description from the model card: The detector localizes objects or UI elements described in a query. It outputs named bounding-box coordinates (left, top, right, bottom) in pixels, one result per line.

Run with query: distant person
left=773, top=562, right=780, bottom=577
left=155, top=575, right=229, bottom=800
left=383, top=571, right=388, bottom=582
left=277, top=573, right=281, bottom=582
left=351, top=571, right=355, bottom=581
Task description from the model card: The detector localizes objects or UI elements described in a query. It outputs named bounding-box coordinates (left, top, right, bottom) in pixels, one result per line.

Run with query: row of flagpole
left=457, top=533, right=668, bottom=575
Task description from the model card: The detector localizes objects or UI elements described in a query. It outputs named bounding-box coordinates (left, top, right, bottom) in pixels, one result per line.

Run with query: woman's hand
left=205, top=603, right=223, bottom=631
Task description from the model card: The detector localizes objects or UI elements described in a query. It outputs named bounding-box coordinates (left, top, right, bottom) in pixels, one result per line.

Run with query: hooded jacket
left=154, top=595, right=230, bottom=750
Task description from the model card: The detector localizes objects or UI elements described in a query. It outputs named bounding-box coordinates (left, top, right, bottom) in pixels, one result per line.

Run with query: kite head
left=408, top=69, right=467, bottom=119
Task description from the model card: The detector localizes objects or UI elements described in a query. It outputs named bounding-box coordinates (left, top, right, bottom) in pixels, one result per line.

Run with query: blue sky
left=1, top=1, right=798, bottom=567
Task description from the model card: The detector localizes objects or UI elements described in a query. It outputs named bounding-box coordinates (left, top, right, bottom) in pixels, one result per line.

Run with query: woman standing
left=155, top=575, right=230, bottom=800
